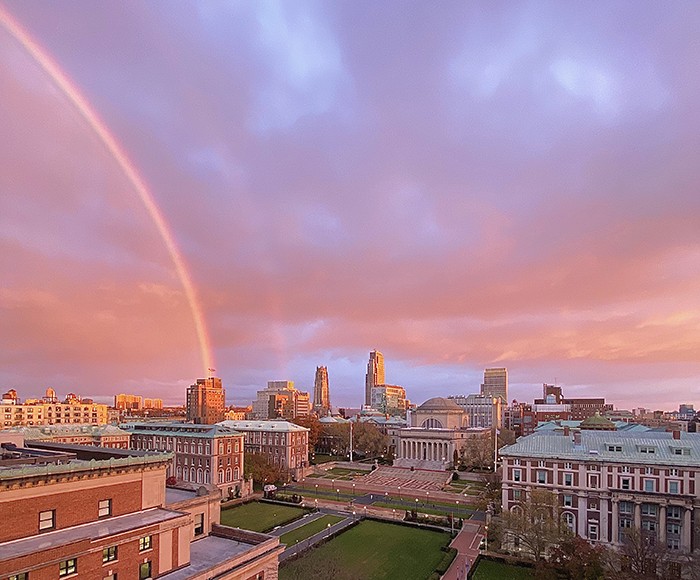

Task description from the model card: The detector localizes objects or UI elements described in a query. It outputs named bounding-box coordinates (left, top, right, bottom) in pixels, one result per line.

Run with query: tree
left=321, top=423, right=350, bottom=455
left=477, top=471, right=502, bottom=514
left=460, top=434, right=492, bottom=470
left=244, top=452, right=285, bottom=485
left=605, top=527, right=671, bottom=580
left=499, top=488, right=569, bottom=561
left=291, top=415, right=322, bottom=450
left=548, top=536, right=606, bottom=580
left=352, top=422, right=388, bottom=457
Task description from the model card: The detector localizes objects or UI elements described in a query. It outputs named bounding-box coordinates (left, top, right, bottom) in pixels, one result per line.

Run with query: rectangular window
left=588, top=522, right=599, bottom=541
left=668, top=538, right=680, bottom=550
left=639, top=446, right=656, bottom=454
left=563, top=495, right=573, bottom=507
left=513, top=459, right=521, bottom=466
left=513, top=469, right=521, bottom=482
left=621, top=477, right=631, bottom=490
left=564, top=462, right=572, bottom=469
left=564, top=473, right=573, bottom=486
left=10, top=574, right=28, bottom=580
left=537, top=470, right=546, bottom=484
left=538, top=460, right=546, bottom=467
left=669, top=468, right=679, bottom=477
left=513, top=489, right=522, bottom=500
left=669, top=481, right=680, bottom=494
left=667, top=523, right=681, bottom=535
left=194, top=513, right=204, bottom=536
left=667, top=506, right=682, bottom=519
left=644, top=479, right=655, bottom=493
left=139, top=561, right=152, bottom=580
left=102, top=545, right=117, bottom=563
left=619, top=501, right=633, bottom=514
left=139, top=536, right=152, bottom=552
left=607, top=445, right=622, bottom=452
left=98, top=499, right=112, bottom=518
left=642, top=520, right=657, bottom=532
left=641, top=504, right=657, bottom=516
left=588, top=474, right=599, bottom=489
left=59, top=559, right=77, bottom=577
left=620, top=465, right=630, bottom=473
left=39, top=510, right=55, bottom=531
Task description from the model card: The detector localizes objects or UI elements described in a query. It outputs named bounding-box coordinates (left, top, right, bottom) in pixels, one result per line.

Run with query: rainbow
left=0, top=7, right=214, bottom=374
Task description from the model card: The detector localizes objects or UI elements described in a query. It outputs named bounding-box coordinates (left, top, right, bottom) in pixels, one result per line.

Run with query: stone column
left=600, top=498, right=609, bottom=543
left=634, top=502, right=641, bottom=530
left=659, top=504, right=666, bottom=545
left=578, top=495, right=587, bottom=538
left=682, top=507, right=692, bottom=551
left=612, top=499, right=619, bottom=544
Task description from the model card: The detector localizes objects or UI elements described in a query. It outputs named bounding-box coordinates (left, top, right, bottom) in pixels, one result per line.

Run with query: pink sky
left=1, top=1, right=699, bottom=410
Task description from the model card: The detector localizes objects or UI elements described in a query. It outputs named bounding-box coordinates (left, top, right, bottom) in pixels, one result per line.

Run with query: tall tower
left=365, top=350, right=385, bottom=406
left=186, top=377, right=225, bottom=424
left=313, top=366, right=331, bottom=416
left=480, top=368, right=508, bottom=402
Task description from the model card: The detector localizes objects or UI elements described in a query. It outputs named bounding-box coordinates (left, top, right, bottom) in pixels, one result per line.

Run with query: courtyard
left=220, top=501, right=310, bottom=533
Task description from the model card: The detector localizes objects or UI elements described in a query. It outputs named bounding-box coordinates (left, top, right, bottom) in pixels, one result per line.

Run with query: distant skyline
left=2, top=2, right=700, bottom=411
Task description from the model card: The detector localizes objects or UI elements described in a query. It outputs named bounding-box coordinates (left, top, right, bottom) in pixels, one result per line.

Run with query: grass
left=220, top=501, right=309, bottom=533
left=279, top=514, right=345, bottom=547
left=471, top=559, right=534, bottom=580
left=373, top=501, right=473, bottom=519
left=280, top=519, right=451, bottom=580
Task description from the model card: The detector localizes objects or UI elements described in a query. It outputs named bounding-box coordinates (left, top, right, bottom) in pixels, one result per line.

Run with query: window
left=10, top=574, right=28, bottom=580
left=667, top=538, right=680, bottom=550
left=564, top=473, right=573, bottom=486
left=194, top=513, right=204, bottom=536
left=620, top=465, right=630, bottom=473
left=513, top=469, right=521, bottom=482
left=619, top=501, right=633, bottom=515
left=669, top=468, right=679, bottom=477
left=641, top=504, right=657, bottom=516
left=621, top=477, right=631, bottom=490
left=139, top=561, right=152, bottom=580
left=562, top=512, right=575, bottom=532
left=98, top=499, right=112, bottom=518
left=588, top=522, right=599, bottom=541
left=669, top=481, right=680, bottom=494
left=513, top=489, right=522, bottom=500
left=564, top=462, right=572, bottom=469
left=644, top=479, right=656, bottom=493
left=139, top=536, right=152, bottom=552
left=672, top=447, right=690, bottom=456
left=588, top=474, right=599, bottom=489
left=642, top=520, right=657, bottom=532
left=667, top=506, right=682, bottom=519
left=102, top=546, right=117, bottom=563
left=607, top=444, right=622, bottom=452
left=537, top=470, right=546, bottom=484
left=59, top=559, right=77, bottom=577
left=667, top=523, right=681, bottom=536
left=639, top=446, right=656, bottom=454
left=39, top=510, right=55, bottom=531
left=513, top=459, right=521, bottom=466
left=538, top=460, right=546, bottom=467
left=563, top=495, right=573, bottom=507
left=104, top=573, right=118, bottom=580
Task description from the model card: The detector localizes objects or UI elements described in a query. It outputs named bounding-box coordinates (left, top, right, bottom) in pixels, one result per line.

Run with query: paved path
left=442, top=521, right=484, bottom=580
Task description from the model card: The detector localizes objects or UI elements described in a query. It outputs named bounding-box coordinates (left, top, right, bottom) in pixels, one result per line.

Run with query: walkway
left=277, top=507, right=354, bottom=562
left=441, top=521, right=484, bottom=580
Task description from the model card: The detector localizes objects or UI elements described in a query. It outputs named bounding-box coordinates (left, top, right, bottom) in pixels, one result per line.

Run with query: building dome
left=417, top=397, right=462, bottom=411
left=580, top=411, right=616, bottom=431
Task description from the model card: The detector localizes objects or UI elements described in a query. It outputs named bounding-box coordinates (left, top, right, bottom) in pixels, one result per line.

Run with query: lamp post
left=426, top=491, right=429, bottom=506
left=392, top=508, right=396, bottom=520
left=352, top=483, right=355, bottom=498
left=327, top=522, right=331, bottom=539
left=315, top=484, right=318, bottom=497
left=484, top=525, right=489, bottom=552
left=336, top=488, right=340, bottom=502
left=398, top=486, right=401, bottom=502
left=314, top=498, right=318, bottom=511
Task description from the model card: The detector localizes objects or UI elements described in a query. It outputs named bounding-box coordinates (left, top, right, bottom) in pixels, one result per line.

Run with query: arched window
left=562, top=512, right=575, bottom=532
left=219, top=442, right=224, bottom=454
left=226, top=468, right=232, bottom=482
left=190, top=467, right=196, bottom=482
left=234, top=467, right=239, bottom=480
left=205, top=470, right=210, bottom=484
left=197, top=468, right=203, bottom=483
left=421, top=418, right=443, bottom=429
left=176, top=466, right=182, bottom=479
left=183, top=469, right=188, bottom=482
left=218, top=470, right=224, bottom=484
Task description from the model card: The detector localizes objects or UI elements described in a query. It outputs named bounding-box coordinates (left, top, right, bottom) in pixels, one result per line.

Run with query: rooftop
left=218, top=420, right=309, bottom=433
left=122, top=423, right=241, bottom=438
left=501, top=430, right=700, bottom=467
left=416, top=397, right=463, bottom=412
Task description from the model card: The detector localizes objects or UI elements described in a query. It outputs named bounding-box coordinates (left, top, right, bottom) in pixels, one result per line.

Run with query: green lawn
left=220, top=501, right=309, bottom=533
left=279, top=514, right=345, bottom=547
left=471, top=559, right=534, bottom=580
left=280, top=519, right=451, bottom=580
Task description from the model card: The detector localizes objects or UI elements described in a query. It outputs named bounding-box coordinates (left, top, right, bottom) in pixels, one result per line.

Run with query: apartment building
left=0, top=440, right=281, bottom=579
left=218, top=420, right=309, bottom=481
left=123, top=423, right=249, bottom=499
left=501, top=429, right=700, bottom=554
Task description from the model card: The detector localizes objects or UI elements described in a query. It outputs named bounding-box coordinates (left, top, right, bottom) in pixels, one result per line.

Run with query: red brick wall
left=0, top=480, right=142, bottom=542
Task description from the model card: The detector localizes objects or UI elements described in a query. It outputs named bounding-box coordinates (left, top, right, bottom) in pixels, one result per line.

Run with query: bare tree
left=499, top=488, right=569, bottom=561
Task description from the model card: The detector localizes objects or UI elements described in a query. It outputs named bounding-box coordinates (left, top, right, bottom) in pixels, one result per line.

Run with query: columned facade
left=393, top=427, right=490, bottom=470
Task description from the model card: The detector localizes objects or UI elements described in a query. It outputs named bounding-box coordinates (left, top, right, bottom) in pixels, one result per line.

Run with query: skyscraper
left=187, top=377, right=225, bottom=424
left=365, top=350, right=385, bottom=406
left=313, top=366, right=331, bottom=416
left=480, top=367, right=508, bottom=402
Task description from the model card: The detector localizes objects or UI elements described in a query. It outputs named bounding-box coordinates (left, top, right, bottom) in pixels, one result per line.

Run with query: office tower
left=186, top=377, right=225, bottom=424
left=365, top=350, right=385, bottom=406
left=251, top=381, right=310, bottom=420
left=480, top=367, right=508, bottom=402
left=313, top=366, right=331, bottom=416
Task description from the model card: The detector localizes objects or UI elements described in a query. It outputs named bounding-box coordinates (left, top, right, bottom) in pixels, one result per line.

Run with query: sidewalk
left=278, top=512, right=355, bottom=562
left=441, top=521, right=483, bottom=580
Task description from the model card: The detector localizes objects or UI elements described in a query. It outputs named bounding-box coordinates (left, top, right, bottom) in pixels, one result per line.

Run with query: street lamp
left=484, top=525, right=489, bottom=552
left=315, top=484, right=318, bottom=496
left=314, top=498, right=318, bottom=510
left=352, top=483, right=355, bottom=497
left=336, top=488, right=340, bottom=502
left=426, top=491, right=429, bottom=505
left=398, top=486, right=401, bottom=501
left=392, top=508, right=396, bottom=519
left=327, top=522, right=331, bottom=539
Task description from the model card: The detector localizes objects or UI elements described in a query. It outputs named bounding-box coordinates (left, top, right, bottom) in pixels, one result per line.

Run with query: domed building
left=391, top=397, right=487, bottom=471
left=412, top=397, right=468, bottom=430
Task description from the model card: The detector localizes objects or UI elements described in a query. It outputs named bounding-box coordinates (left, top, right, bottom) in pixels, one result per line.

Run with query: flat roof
left=218, top=420, right=308, bottom=433
left=122, top=423, right=241, bottom=438
left=0, top=508, right=184, bottom=563
left=158, top=535, right=258, bottom=580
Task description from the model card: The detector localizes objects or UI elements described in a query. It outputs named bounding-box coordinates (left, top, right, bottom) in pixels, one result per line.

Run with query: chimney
left=563, top=426, right=570, bottom=437
left=573, top=430, right=582, bottom=446
left=672, top=430, right=681, bottom=440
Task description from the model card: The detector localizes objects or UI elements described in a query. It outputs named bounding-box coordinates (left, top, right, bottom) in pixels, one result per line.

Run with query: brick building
left=0, top=439, right=282, bottom=579
left=218, top=420, right=309, bottom=481
left=123, top=423, right=249, bottom=499
left=501, top=429, right=700, bottom=560
left=186, top=377, right=225, bottom=425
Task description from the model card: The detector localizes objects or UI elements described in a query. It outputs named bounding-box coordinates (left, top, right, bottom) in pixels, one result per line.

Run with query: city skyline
left=2, top=2, right=700, bottom=410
